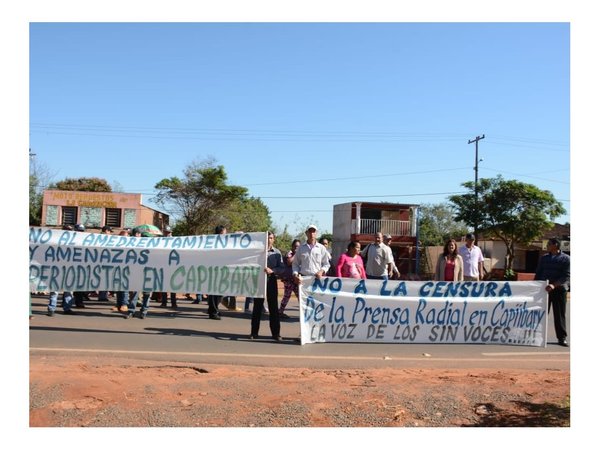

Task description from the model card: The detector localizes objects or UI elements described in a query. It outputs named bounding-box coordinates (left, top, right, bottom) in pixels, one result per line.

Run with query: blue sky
left=29, top=22, right=570, bottom=234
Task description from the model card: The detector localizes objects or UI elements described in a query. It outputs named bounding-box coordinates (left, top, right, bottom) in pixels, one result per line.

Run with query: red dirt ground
left=30, top=354, right=569, bottom=427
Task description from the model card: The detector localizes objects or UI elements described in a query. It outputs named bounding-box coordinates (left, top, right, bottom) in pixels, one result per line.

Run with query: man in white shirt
left=361, top=232, right=393, bottom=279
left=458, top=233, right=484, bottom=281
left=292, top=225, right=331, bottom=284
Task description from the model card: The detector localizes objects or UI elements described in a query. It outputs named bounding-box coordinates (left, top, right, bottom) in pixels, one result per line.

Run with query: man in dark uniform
left=250, top=231, right=285, bottom=341
left=535, top=238, right=570, bottom=347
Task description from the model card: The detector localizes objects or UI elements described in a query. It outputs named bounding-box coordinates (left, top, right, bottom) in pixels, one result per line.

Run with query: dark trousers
left=207, top=295, right=222, bottom=317
left=251, top=276, right=280, bottom=337
left=160, top=292, right=177, bottom=307
left=549, top=287, right=568, bottom=341
left=73, top=291, right=86, bottom=307
left=223, top=296, right=236, bottom=309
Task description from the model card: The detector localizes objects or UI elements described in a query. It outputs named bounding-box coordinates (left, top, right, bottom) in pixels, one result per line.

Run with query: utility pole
left=468, top=134, right=485, bottom=241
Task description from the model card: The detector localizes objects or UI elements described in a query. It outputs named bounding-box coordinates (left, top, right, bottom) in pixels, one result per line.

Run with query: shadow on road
left=29, top=324, right=299, bottom=345
left=144, top=327, right=299, bottom=345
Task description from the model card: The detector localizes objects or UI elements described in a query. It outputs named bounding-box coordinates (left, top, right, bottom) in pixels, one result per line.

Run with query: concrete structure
left=41, top=189, right=169, bottom=232
left=332, top=201, right=419, bottom=276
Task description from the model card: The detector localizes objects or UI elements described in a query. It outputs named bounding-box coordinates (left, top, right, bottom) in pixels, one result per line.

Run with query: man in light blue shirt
left=292, top=225, right=331, bottom=283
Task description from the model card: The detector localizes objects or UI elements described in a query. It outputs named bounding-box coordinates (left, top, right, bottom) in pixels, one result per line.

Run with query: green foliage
left=418, top=203, right=469, bottom=246
left=273, top=228, right=330, bottom=254
left=504, top=268, right=516, bottom=280
left=153, top=158, right=271, bottom=235
left=272, top=225, right=296, bottom=254
left=320, top=232, right=333, bottom=244
left=29, top=157, right=56, bottom=225
left=449, top=176, right=566, bottom=270
left=218, top=196, right=273, bottom=233
left=50, top=177, right=113, bottom=192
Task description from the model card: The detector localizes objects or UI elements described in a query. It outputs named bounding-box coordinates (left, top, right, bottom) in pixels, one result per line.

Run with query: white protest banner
left=299, top=277, right=548, bottom=347
left=29, top=227, right=267, bottom=297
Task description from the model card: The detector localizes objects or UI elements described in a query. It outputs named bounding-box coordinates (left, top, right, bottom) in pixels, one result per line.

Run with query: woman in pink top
left=434, top=239, right=464, bottom=281
left=336, top=241, right=366, bottom=279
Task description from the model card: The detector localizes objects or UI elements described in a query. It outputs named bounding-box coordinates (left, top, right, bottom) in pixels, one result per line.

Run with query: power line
left=28, top=123, right=570, bottom=145
left=480, top=167, right=570, bottom=185
left=30, top=122, right=468, bottom=138
left=29, top=129, right=469, bottom=143
left=259, top=191, right=465, bottom=199
left=31, top=123, right=570, bottom=152
left=82, top=167, right=472, bottom=192
left=243, top=167, right=471, bottom=186
left=484, top=139, right=569, bottom=153
left=486, top=134, right=568, bottom=147
left=269, top=210, right=333, bottom=213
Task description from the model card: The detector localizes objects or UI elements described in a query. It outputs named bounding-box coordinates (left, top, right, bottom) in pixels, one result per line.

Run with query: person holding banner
left=535, top=238, right=570, bottom=347
left=336, top=241, right=366, bottom=279
left=292, top=225, right=331, bottom=284
left=435, top=239, right=464, bottom=282
left=250, top=232, right=285, bottom=341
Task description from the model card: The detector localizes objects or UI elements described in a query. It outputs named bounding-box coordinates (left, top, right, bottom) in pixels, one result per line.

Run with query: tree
left=272, top=224, right=295, bottom=254
left=153, top=158, right=260, bottom=235
left=29, top=155, right=57, bottom=225
left=111, top=180, right=125, bottom=193
left=50, top=177, right=112, bottom=192
left=29, top=173, right=43, bottom=225
left=218, top=196, right=273, bottom=233
left=418, top=203, right=469, bottom=246
left=449, top=176, right=566, bottom=270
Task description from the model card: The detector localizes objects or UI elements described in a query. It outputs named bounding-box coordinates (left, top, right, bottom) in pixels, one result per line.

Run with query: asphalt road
left=29, top=294, right=570, bottom=371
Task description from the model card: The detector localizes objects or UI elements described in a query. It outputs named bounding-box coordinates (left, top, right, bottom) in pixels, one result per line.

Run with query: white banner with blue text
left=29, top=227, right=268, bottom=297
left=299, top=277, right=548, bottom=346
